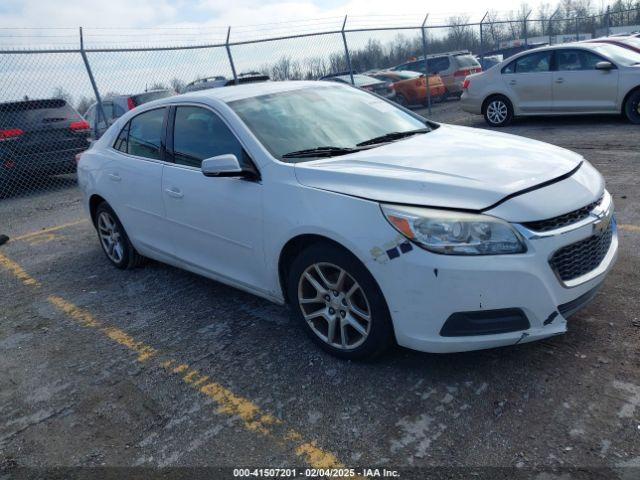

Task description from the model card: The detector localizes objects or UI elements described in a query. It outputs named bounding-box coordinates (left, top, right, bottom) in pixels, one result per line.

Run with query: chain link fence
left=1, top=6, right=639, bottom=199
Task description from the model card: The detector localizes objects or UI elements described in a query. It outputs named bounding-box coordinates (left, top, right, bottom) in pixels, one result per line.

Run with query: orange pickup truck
left=371, top=70, right=446, bottom=107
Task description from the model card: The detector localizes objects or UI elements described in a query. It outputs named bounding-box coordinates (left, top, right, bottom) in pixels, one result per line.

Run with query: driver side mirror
left=201, top=154, right=244, bottom=177
left=595, top=61, right=614, bottom=71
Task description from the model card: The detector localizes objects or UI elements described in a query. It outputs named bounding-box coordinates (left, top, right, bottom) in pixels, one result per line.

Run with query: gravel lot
left=1, top=101, right=639, bottom=479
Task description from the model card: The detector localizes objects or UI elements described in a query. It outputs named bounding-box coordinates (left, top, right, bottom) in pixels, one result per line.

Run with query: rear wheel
left=624, top=89, right=640, bottom=124
left=94, top=202, right=145, bottom=269
left=287, top=243, right=394, bottom=360
left=483, top=95, right=514, bottom=127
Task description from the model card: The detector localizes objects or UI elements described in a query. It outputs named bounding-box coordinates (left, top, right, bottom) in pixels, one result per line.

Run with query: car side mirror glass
left=595, top=61, right=614, bottom=70
left=201, top=154, right=243, bottom=177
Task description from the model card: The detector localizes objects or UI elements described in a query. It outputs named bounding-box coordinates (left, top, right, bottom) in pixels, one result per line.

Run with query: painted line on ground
left=619, top=224, right=640, bottom=233
left=0, top=251, right=361, bottom=475
left=9, top=219, right=88, bottom=243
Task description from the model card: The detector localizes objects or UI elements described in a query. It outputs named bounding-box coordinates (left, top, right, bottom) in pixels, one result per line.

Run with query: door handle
left=164, top=187, right=184, bottom=199
left=555, top=78, right=564, bottom=84
left=108, top=173, right=121, bottom=182
left=509, top=80, right=517, bottom=85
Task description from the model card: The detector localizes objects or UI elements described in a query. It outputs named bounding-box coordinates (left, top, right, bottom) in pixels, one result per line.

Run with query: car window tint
left=127, top=108, right=165, bottom=160
left=514, top=51, right=551, bottom=73
left=556, top=50, right=605, bottom=70
left=429, top=57, right=450, bottom=73
left=114, top=122, right=129, bottom=152
left=173, top=106, right=245, bottom=168
left=113, top=103, right=126, bottom=118
left=502, top=61, right=516, bottom=74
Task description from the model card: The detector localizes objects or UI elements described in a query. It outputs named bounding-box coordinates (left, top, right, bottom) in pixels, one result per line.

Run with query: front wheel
left=624, top=90, right=640, bottom=124
left=287, top=243, right=394, bottom=360
left=483, top=95, right=514, bottom=127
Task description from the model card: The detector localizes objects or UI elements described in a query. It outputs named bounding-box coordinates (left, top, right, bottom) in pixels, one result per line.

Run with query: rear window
left=0, top=99, right=79, bottom=129
left=455, top=55, right=481, bottom=68
left=427, top=57, right=450, bottom=73
left=131, top=90, right=173, bottom=106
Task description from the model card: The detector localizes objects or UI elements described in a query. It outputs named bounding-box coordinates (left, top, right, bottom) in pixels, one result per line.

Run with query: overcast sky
left=0, top=0, right=596, bottom=30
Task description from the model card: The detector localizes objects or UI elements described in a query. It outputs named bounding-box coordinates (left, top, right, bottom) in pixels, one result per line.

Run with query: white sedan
left=77, top=81, right=618, bottom=360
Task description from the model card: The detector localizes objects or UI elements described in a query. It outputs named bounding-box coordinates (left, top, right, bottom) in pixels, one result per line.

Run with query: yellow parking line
left=10, top=219, right=88, bottom=242
left=0, top=252, right=359, bottom=475
left=619, top=224, right=640, bottom=233
left=0, top=252, right=41, bottom=287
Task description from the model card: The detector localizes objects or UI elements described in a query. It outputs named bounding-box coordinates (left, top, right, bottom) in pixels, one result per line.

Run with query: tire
left=287, top=242, right=394, bottom=360
left=395, top=93, right=408, bottom=107
left=623, top=89, right=640, bottom=124
left=483, top=95, right=514, bottom=127
left=94, top=202, right=145, bottom=270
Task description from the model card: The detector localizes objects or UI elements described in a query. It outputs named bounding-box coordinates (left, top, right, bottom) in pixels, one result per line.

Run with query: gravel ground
left=0, top=102, right=639, bottom=479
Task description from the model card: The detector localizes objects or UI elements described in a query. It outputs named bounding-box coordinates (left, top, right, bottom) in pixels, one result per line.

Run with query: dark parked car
left=0, top=98, right=91, bottom=194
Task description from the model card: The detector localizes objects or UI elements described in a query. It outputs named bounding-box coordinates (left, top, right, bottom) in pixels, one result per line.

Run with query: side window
left=114, top=122, right=129, bottom=153
left=127, top=108, right=165, bottom=160
left=85, top=106, right=95, bottom=125
left=514, top=51, right=551, bottom=73
left=112, top=103, right=126, bottom=119
left=431, top=57, right=450, bottom=73
left=556, top=50, right=606, bottom=71
left=406, top=61, right=424, bottom=72
left=502, top=61, right=516, bottom=74
left=172, top=106, right=247, bottom=169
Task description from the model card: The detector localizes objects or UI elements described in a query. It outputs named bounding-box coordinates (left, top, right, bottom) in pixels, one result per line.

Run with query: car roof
left=154, top=80, right=336, bottom=104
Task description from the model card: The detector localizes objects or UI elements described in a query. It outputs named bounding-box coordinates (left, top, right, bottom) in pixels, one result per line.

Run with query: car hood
left=293, top=124, right=584, bottom=211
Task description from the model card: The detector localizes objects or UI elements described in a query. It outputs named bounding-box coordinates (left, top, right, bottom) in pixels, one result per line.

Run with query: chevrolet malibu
left=77, top=81, right=618, bottom=360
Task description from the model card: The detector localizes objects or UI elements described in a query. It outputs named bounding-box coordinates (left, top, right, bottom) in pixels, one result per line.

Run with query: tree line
left=52, top=0, right=639, bottom=113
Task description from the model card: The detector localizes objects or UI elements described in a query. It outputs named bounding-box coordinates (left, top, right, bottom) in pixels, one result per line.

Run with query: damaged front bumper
left=367, top=199, right=618, bottom=354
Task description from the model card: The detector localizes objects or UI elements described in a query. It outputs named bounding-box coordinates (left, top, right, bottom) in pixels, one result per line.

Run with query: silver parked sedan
left=460, top=43, right=640, bottom=126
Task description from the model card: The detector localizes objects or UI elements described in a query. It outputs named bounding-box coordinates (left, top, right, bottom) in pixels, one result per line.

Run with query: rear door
left=105, top=107, right=170, bottom=255
left=502, top=51, right=553, bottom=113
left=552, top=49, right=619, bottom=112
left=161, top=104, right=265, bottom=290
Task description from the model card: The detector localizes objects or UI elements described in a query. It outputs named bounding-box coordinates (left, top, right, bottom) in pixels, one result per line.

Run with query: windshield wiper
left=356, top=128, right=430, bottom=147
left=281, top=146, right=361, bottom=159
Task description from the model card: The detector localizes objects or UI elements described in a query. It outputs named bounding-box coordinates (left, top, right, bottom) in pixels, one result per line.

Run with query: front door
left=552, top=49, right=619, bottom=113
left=161, top=105, right=266, bottom=291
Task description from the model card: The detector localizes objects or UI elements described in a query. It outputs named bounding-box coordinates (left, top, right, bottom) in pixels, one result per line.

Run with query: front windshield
left=593, top=43, right=640, bottom=65
left=228, top=85, right=429, bottom=162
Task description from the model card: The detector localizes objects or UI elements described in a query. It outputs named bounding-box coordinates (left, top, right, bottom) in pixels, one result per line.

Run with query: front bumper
left=370, top=194, right=618, bottom=353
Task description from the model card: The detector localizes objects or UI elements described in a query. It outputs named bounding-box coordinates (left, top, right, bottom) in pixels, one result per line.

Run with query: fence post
left=421, top=14, right=431, bottom=116
left=605, top=6, right=611, bottom=37
left=548, top=8, right=559, bottom=45
left=79, top=27, right=107, bottom=139
left=226, top=27, right=238, bottom=85
left=575, top=16, right=580, bottom=41
left=341, top=16, right=354, bottom=85
left=524, top=11, right=531, bottom=48
left=479, top=12, right=487, bottom=64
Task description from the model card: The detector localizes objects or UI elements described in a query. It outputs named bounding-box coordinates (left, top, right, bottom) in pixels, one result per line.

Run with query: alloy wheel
left=97, top=211, right=124, bottom=264
left=297, top=262, right=372, bottom=350
left=487, top=100, right=508, bottom=125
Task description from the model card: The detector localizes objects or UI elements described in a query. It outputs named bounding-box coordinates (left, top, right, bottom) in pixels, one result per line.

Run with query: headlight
left=381, top=204, right=526, bottom=255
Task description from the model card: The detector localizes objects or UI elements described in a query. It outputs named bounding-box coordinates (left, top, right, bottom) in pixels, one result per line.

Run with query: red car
left=585, top=36, right=640, bottom=53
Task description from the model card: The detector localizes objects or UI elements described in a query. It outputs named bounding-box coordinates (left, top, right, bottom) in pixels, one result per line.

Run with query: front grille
left=549, top=221, right=613, bottom=282
left=523, top=197, right=602, bottom=232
